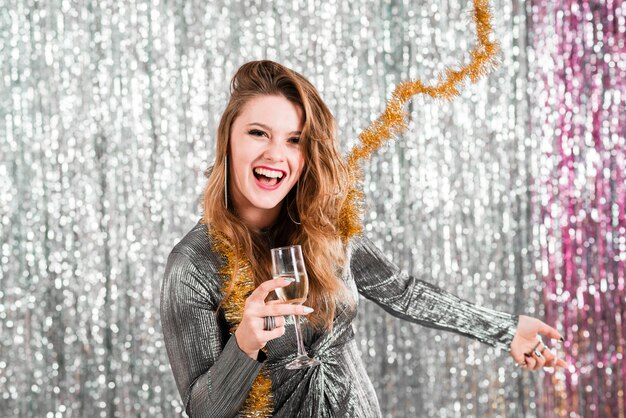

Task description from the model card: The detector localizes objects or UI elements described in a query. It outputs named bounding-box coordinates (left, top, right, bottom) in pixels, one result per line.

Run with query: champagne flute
left=271, top=245, right=320, bottom=369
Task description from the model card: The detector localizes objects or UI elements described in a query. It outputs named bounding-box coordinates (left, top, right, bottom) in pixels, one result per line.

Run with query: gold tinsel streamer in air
left=211, top=0, right=500, bottom=415
left=339, top=0, right=500, bottom=240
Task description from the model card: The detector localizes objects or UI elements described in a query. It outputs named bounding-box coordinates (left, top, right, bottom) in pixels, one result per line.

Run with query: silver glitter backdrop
left=1, top=0, right=550, bottom=416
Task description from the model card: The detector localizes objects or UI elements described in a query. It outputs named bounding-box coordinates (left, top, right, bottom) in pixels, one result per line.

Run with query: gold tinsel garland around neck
left=208, top=0, right=500, bottom=415
left=212, top=234, right=274, bottom=417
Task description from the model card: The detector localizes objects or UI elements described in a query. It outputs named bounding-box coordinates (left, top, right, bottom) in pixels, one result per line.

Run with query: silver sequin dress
left=160, top=221, right=518, bottom=417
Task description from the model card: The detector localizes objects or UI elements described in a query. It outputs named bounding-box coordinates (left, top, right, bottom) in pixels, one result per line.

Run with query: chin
left=247, top=194, right=287, bottom=211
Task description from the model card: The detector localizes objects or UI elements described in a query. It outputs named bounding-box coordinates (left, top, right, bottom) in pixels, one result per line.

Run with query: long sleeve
left=160, top=251, right=264, bottom=418
left=350, top=236, right=518, bottom=351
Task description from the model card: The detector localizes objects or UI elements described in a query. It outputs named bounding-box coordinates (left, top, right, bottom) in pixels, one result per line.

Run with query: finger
left=260, top=315, right=286, bottom=329
left=260, top=304, right=314, bottom=317
left=540, top=346, right=557, bottom=369
left=523, top=353, right=537, bottom=370
left=510, top=351, right=522, bottom=364
left=275, top=316, right=286, bottom=328
left=509, top=348, right=527, bottom=367
left=555, top=358, right=568, bottom=369
left=537, top=321, right=563, bottom=341
left=264, top=325, right=286, bottom=341
left=532, top=350, right=546, bottom=371
left=248, top=277, right=295, bottom=304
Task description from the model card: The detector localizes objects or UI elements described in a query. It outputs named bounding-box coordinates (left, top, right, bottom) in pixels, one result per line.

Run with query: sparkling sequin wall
left=1, top=1, right=623, bottom=417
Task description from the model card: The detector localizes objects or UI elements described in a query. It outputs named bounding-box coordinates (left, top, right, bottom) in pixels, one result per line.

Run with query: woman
left=160, top=60, right=566, bottom=417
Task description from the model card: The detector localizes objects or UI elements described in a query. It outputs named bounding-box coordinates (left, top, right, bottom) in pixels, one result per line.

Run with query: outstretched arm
left=350, top=235, right=568, bottom=369
left=350, top=235, right=518, bottom=351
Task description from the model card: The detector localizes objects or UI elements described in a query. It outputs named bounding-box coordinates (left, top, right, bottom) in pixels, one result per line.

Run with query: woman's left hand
left=509, top=315, right=568, bottom=371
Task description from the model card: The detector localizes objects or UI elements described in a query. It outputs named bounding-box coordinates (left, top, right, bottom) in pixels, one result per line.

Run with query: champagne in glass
left=274, top=272, right=307, bottom=305
left=271, top=245, right=320, bottom=369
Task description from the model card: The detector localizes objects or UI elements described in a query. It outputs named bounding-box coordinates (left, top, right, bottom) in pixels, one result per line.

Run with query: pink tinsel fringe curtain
left=529, top=0, right=626, bottom=417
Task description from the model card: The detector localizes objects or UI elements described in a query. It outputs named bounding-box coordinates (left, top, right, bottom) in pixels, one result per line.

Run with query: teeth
left=254, top=167, right=284, bottom=179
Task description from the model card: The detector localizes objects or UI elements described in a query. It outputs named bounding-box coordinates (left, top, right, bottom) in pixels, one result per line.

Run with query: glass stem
left=293, top=315, right=307, bottom=357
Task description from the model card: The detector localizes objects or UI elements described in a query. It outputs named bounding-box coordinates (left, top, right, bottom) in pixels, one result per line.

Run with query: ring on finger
left=526, top=341, right=543, bottom=358
left=263, top=316, right=277, bottom=331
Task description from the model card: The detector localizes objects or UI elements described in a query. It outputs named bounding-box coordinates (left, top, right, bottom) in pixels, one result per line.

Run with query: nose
left=262, top=139, right=286, bottom=162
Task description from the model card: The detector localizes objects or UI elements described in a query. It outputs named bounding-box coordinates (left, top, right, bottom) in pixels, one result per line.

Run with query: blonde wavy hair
left=201, top=60, right=352, bottom=330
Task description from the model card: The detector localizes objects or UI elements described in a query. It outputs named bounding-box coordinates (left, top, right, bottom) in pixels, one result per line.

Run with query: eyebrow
left=247, top=122, right=301, bottom=136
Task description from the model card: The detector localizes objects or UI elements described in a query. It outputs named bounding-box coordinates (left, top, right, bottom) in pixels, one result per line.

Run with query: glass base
left=286, top=355, right=320, bottom=370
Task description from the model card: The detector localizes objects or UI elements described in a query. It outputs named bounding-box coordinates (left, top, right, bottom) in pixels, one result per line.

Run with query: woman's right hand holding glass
left=234, top=277, right=314, bottom=360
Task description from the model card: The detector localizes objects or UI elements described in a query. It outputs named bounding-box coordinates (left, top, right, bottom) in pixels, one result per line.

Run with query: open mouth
left=253, top=167, right=286, bottom=187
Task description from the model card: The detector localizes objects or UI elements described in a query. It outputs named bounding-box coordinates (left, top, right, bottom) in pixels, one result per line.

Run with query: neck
left=235, top=204, right=282, bottom=232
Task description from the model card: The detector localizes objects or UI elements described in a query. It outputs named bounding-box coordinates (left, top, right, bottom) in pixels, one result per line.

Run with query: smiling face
left=228, top=95, right=305, bottom=230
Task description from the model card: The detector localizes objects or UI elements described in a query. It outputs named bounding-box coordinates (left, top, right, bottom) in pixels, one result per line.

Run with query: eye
left=248, top=129, right=267, bottom=137
left=289, top=137, right=301, bottom=144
